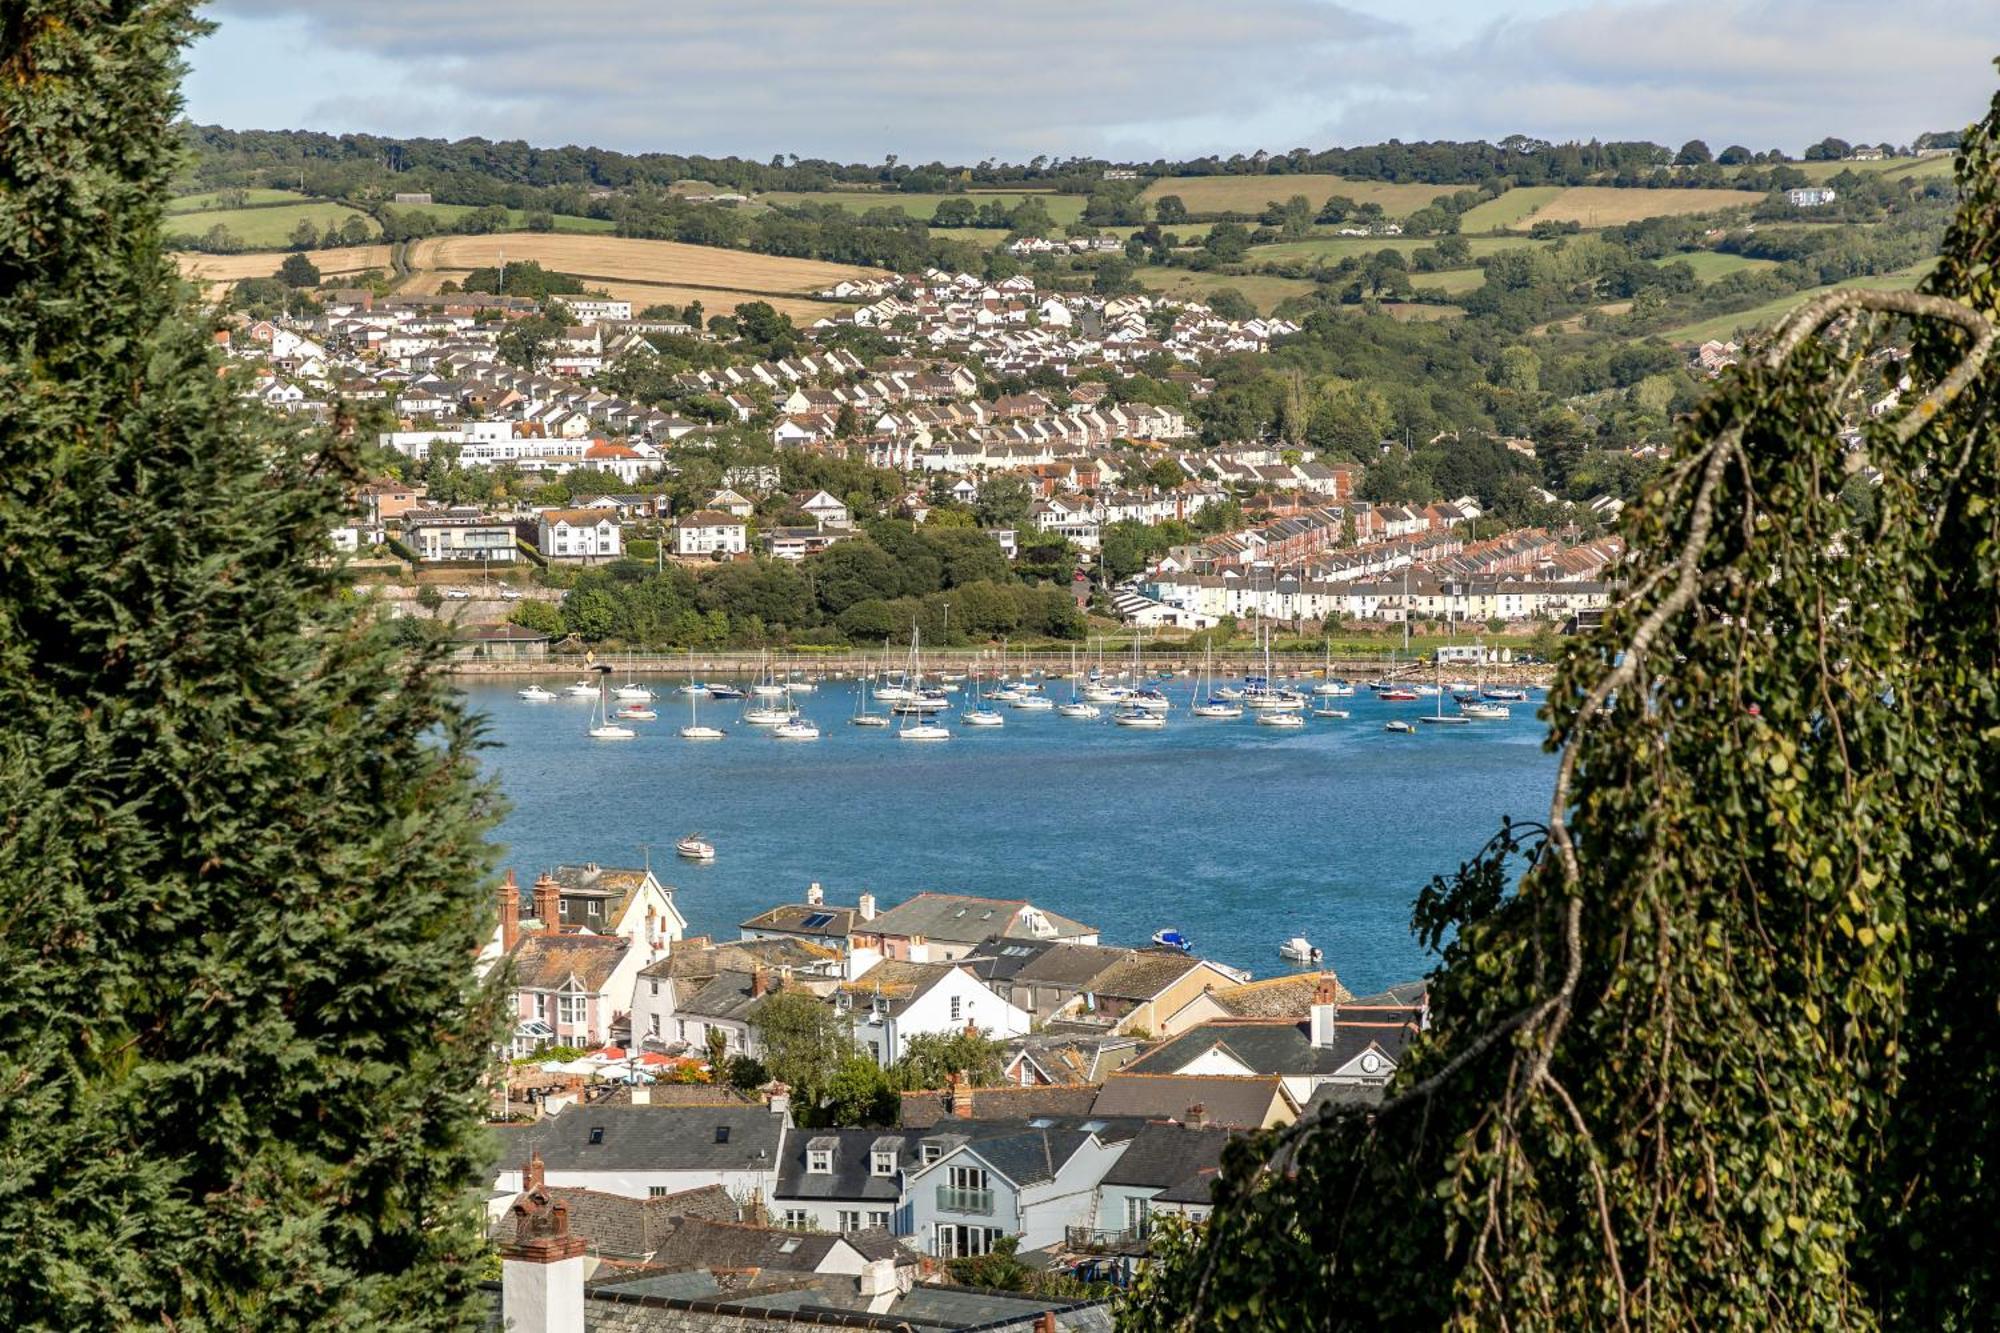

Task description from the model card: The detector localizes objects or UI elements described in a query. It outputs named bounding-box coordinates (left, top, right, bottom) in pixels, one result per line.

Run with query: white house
left=836, top=961, right=1031, bottom=1067
left=772, top=1127, right=914, bottom=1233
left=903, top=1120, right=1135, bottom=1257
left=674, top=510, right=748, bottom=558
left=491, top=1101, right=792, bottom=1203
left=535, top=509, right=624, bottom=563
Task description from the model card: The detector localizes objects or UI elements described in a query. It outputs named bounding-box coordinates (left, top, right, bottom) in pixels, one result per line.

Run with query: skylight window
left=715, top=1125, right=731, bottom=1144
left=588, top=1126, right=605, bottom=1144
left=800, top=912, right=834, bottom=929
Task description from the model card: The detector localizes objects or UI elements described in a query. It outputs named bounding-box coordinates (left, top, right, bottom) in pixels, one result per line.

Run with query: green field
left=1250, top=234, right=1550, bottom=265
left=1134, top=267, right=1320, bottom=313
left=1662, top=260, right=1938, bottom=343
left=166, top=201, right=377, bottom=247
left=1410, top=267, right=1487, bottom=295
left=1457, top=187, right=1564, bottom=232
left=405, top=203, right=614, bottom=233
left=1139, top=174, right=1453, bottom=218
left=758, top=190, right=1086, bottom=224
left=1653, top=251, right=1779, bottom=282
left=1104, top=221, right=1218, bottom=243
left=167, top=188, right=313, bottom=214
left=1757, top=156, right=1940, bottom=184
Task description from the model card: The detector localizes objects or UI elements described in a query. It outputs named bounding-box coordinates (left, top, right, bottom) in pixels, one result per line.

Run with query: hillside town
left=476, top=863, right=1427, bottom=1328
left=225, top=269, right=1627, bottom=638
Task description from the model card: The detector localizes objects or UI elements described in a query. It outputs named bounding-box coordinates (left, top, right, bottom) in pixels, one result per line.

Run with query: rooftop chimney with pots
left=947, top=1070, right=975, bottom=1118
left=1185, top=1103, right=1208, bottom=1129
left=500, top=870, right=521, bottom=955
left=857, top=892, right=877, bottom=922
left=532, top=873, right=562, bottom=933
left=1309, top=975, right=1342, bottom=1048
left=501, top=1153, right=586, bottom=1333
left=806, top=882, right=824, bottom=906
left=750, top=965, right=768, bottom=998
left=765, top=1081, right=790, bottom=1118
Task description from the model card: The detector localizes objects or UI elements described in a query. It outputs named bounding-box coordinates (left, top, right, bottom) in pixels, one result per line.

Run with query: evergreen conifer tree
left=0, top=6, right=501, bottom=1328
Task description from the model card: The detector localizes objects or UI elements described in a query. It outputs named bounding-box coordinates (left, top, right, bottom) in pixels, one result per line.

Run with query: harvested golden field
left=1140, top=174, right=1454, bottom=218
left=404, top=234, right=885, bottom=296
left=1513, top=187, right=1757, bottom=229
left=174, top=246, right=394, bottom=283
left=397, top=268, right=470, bottom=296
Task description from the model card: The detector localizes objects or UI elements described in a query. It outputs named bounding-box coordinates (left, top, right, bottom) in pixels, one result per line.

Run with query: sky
left=182, top=2, right=2000, bottom=163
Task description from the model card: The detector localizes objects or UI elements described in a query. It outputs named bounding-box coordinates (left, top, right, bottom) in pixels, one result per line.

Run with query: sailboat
left=1191, top=646, right=1243, bottom=719
left=586, top=672, right=636, bottom=740
left=1243, top=626, right=1305, bottom=712
left=850, top=667, right=890, bottom=727
left=962, top=670, right=1005, bottom=727
left=1417, top=656, right=1471, bottom=726
left=680, top=649, right=711, bottom=697
left=897, top=625, right=951, bottom=741
left=1311, top=637, right=1349, bottom=696
left=614, top=703, right=657, bottom=722
left=679, top=681, right=726, bottom=739
left=1460, top=650, right=1510, bottom=719
left=1057, top=647, right=1101, bottom=718
left=742, top=655, right=791, bottom=725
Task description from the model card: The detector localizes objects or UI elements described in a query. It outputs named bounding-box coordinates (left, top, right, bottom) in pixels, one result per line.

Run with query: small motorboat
left=680, top=682, right=712, bottom=697
left=517, top=684, right=556, bottom=702
left=785, top=679, right=817, bottom=694
left=614, top=705, right=657, bottom=722
left=772, top=717, right=821, bottom=741
left=751, top=682, right=787, bottom=699
left=679, top=724, right=726, bottom=740
left=1011, top=693, right=1054, bottom=711
left=1384, top=719, right=1416, bottom=734
left=1311, top=706, right=1350, bottom=719
left=676, top=834, right=716, bottom=862
left=1257, top=710, right=1306, bottom=729
left=1378, top=688, right=1419, bottom=702
left=706, top=684, right=747, bottom=701
left=614, top=683, right=655, bottom=701
left=1152, top=929, right=1194, bottom=953
left=962, top=706, right=1005, bottom=727
left=1057, top=701, right=1102, bottom=720
left=898, top=721, right=952, bottom=741
left=564, top=680, right=598, bottom=699
left=1418, top=713, right=1471, bottom=726
left=1483, top=687, right=1529, bottom=702
left=1462, top=701, right=1511, bottom=720
left=1279, top=937, right=1322, bottom=964
left=1112, top=707, right=1165, bottom=729
left=1313, top=679, right=1355, bottom=697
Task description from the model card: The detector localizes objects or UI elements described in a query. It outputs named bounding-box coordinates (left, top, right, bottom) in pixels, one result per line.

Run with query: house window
left=947, top=1165, right=988, bottom=1193
left=649, top=980, right=659, bottom=996
left=808, top=1149, right=833, bottom=1174
left=587, top=901, right=599, bottom=917
left=837, top=1210, right=862, bottom=1232
left=648, top=1186, right=672, bottom=1198
left=648, top=1014, right=661, bottom=1037
left=872, top=1150, right=897, bottom=1178
left=934, top=1224, right=1003, bottom=1258
left=781, top=1209, right=810, bottom=1229
left=677, top=1020, right=687, bottom=1041
left=868, top=1210, right=891, bottom=1230
left=1125, top=1196, right=1152, bottom=1235
left=920, top=1142, right=943, bottom=1165
left=949, top=996, right=961, bottom=1022
left=557, top=993, right=585, bottom=1027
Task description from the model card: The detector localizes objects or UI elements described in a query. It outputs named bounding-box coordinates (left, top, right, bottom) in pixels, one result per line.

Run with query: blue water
left=467, top=679, right=1557, bottom=994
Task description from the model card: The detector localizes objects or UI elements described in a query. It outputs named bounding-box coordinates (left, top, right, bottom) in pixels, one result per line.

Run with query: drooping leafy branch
left=1122, top=64, right=2000, bottom=1333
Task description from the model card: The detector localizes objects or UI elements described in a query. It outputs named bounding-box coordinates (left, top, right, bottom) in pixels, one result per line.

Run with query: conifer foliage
left=1121, top=70, right=2000, bottom=1333
left=0, top=7, right=501, bottom=1329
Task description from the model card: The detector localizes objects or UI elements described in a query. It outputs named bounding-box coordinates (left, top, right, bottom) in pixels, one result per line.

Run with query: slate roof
left=645, top=1218, right=912, bottom=1275
left=1089, top=1074, right=1287, bottom=1128
left=862, top=892, right=1094, bottom=946
left=1124, top=1018, right=1417, bottom=1079
left=738, top=903, right=861, bottom=940
left=509, top=933, right=633, bottom=993
left=1100, top=1120, right=1235, bottom=1191
left=924, top=1117, right=1144, bottom=1188
left=899, top=1083, right=1100, bottom=1131
left=1300, top=1082, right=1387, bottom=1116
left=1004, top=1032, right=1144, bottom=1085
left=675, top=970, right=774, bottom=1025
left=495, top=1104, right=788, bottom=1173
left=969, top=939, right=1129, bottom=987
left=774, top=1127, right=913, bottom=1203
left=640, top=936, right=839, bottom=982
left=547, top=863, right=655, bottom=921
left=489, top=1184, right=738, bottom=1260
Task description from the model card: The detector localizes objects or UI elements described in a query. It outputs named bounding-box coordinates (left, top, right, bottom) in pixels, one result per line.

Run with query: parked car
left=442, top=587, right=472, bottom=600
left=499, top=587, right=523, bottom=601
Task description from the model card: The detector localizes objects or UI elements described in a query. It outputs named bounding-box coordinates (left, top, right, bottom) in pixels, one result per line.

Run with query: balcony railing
left=936, top=1185, right=994, bottom=1216
left=1065, top=1224, right=1151, bottom=1252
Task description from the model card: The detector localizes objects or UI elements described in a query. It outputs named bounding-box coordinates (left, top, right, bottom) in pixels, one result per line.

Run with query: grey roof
left=1300, top=1082, right=1387, bottom=1116
left=899, top=1083, right=1100, bottom=1131
left=916, top=1116, right=1146, bottom=1188
left=1125, top=1017, right=1416, bottom=1079
left=1101, top=1120, right=1234, bottom=1190
left=966, top=939, right=1128, bottom=987
left=643, top=1218, right=900, bottom=1275
left=494, top=1104, right=788, bottom=1174
left=641, top=936, right=840, bottom=981
left=738, top=902, right=860, bottom=939
left=862, top=893, right=1094, bottom=946
left=1089, top=1074, right=1286, bottom=1128
left=676, top=970, right=774, bottom=1025
left=490, top=1184, right=738, bottom=1260
left=775, top=1127, right=913, bottom=1204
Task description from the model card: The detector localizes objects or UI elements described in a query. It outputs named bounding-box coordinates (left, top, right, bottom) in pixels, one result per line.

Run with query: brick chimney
left=1185, top=1103, right=1208, bottom=1129
left=532, top=873, right=562, bottom=932
left=742, top=1189, right=770, bottom=1227
left=502, top=1152, right=586, bottom=1333
left=806, top=881, right=824, bottom=906
left=1310, top=975, right=1342, bottom=1049
left=947, top=1070, right=975, bottom=1118
left=500, top=870, right=521, bottom=954
left=750, top=965, right=768, bottom=998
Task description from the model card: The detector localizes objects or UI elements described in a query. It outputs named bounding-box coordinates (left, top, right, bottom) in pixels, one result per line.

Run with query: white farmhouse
left=673, top=510, right=748, bottom=558
left=535, top=508, right=623, bottom=563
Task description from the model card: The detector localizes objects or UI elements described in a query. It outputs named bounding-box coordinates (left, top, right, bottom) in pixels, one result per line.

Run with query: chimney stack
left=750, top=965, right=768, bottom=998
left=857, top=892, right=877, bottom=922
left=532, top=873, right=562, bottom=932
left=501, top=1154, right=586, bottom=1333
left=806, top=881, right=824, bottom=906
left=1309, top=975, right=1342, bottom=1049
left=629, top=1084, right=650, bottom=1106
left=500, top=870, right=521, bottom=954
left=764, top=1081, right=790, bottom=1118
left=1185, top=1103, right=1208, bottom=1129
left=947, top=1070, right=975, bottom=1118
left=742, top=1189, right=770, bottom=1228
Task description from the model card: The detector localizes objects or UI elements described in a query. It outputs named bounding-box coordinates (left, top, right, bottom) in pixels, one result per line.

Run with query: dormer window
left=873, top=1152, right=897, bottom=1177
left=808, top=1149, right=833, bottom=1174
left=920, top=1141, right=943, bottom=1165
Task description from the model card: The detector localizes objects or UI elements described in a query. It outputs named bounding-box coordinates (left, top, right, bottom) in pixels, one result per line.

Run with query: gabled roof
left=739, top=902, right=860, bottom=939
left=774, top=1126, right=914, bottom=1203
left=495, top=1103, right=788, bottom=1173
left=1080, top=950, right=1210, bottom=1002
left=675, top=970, right=775, bottom=1024
left=862, top=892, right=1094, bottom=946
left=646, top=1217, right=914, bottom=1275
left=899, top=1083, right=1100, bottom=1131
left=493, top=1183, right=738, bottom=1260
left=1100, top=1120, right=1235, bottom=1191
left=834, top=960, right=958, bottom=1018
left=640, top=935, right=839, bottom=981
left=1125, top=1017, right=1416, bottom=1080
left=508, top=933, right=632, bottom=993
left=1204, top=970, right=1350, bottom=1019
left=1090, top=1073, right=1288, bottom=1128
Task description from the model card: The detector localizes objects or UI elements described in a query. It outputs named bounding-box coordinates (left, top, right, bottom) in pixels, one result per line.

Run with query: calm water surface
left=468, top=677, right=1557, bottom=993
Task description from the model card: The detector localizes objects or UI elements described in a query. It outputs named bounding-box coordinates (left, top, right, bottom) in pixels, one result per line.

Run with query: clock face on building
left=1360, top=1052, right=1382, bottom=1074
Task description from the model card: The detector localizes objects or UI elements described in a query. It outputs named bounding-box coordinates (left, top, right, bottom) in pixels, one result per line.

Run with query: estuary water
left=467, top=678, right=1558, bottom=994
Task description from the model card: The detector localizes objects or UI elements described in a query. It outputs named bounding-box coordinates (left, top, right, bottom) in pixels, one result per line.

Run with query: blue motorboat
left=1152, top=929, right=1194, bottom=953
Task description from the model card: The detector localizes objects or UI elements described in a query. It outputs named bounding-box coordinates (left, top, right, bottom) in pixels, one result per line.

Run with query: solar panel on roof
left=799, top=912, right=834, bottom=929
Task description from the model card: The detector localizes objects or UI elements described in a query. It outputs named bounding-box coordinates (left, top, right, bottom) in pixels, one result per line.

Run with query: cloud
left=193, top=1, right=2000, bottom=159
